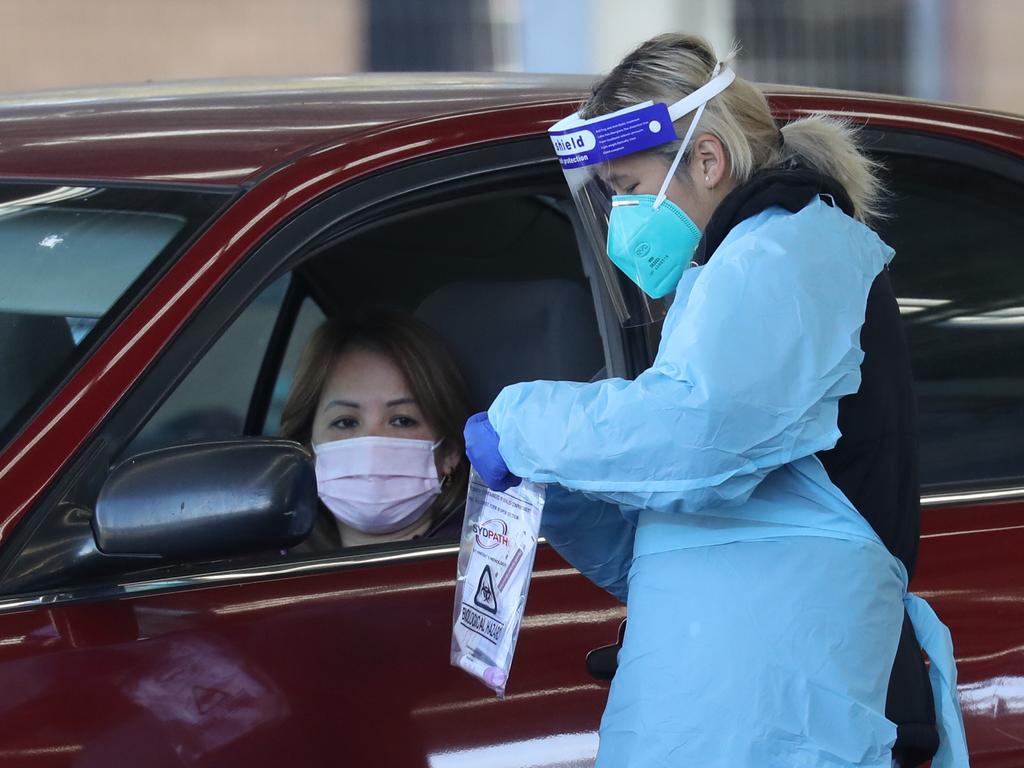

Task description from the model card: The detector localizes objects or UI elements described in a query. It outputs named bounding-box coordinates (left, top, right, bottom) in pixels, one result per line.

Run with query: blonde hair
left=581, top=33, right=884, bottom=222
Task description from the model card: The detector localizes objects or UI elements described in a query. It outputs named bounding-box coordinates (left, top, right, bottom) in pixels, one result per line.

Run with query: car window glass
left=0, top=184, right=228, bottom=444
left=124, top=275, right=290, bottom=456
left=877, top=153, right=1024, bottom=490
left=262, top=296, right=326, bottom=436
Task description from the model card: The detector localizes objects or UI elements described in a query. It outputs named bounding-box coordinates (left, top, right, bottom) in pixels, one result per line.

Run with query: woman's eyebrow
left=322, top=399, right=360, bottom=412
left=386, top=397, right=417, bottom=407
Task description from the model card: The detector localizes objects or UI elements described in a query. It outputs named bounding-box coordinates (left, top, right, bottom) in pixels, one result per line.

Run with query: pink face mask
left=313, top=436, right=443, bottom=534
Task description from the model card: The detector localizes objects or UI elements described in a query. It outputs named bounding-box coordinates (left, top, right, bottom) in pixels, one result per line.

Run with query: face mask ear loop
left=653, top=101, right=708, bottom=209
left=654, top=61, right=724, bottom=211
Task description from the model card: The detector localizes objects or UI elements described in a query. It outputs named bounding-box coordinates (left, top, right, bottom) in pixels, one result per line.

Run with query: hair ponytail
left=780, top=115, right=884, bottom=221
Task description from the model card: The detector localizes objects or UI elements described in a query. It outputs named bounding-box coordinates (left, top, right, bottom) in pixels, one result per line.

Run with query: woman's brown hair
left=280, top=309, right=470, bottom=521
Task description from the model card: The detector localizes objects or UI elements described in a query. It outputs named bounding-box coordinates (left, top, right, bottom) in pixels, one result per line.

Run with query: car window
left=0, top=151, right=616, bottom=598
left=125, top=275, right=293, bottom=457
left=0, top=184, right=229, bottom=445
left=877, top=153, right=1024, bottom=490
left=108, top=187, right=605, bottom=565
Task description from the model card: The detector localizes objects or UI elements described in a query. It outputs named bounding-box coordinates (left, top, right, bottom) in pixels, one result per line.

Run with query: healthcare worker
left=464, top=34, right=970, bottom=768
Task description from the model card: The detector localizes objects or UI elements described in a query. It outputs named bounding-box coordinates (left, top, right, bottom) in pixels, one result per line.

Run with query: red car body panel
left=0, top=547, right=622, bottom=766
left=0, top=76, right=1021, bottom=765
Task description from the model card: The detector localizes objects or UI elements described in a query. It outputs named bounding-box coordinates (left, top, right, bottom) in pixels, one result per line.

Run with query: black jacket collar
left=694, top=168, right=854, bottom=266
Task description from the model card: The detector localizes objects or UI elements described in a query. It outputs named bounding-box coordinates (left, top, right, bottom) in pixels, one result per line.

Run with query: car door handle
left=586, top=619, right=626, bottom=682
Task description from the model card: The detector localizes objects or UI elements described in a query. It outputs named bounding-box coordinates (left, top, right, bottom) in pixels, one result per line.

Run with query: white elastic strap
left=654, top=99, right=710, bottom=207
left=654, top=64, right=732, bottom=208
left=666, top=66, right=736, bottom=122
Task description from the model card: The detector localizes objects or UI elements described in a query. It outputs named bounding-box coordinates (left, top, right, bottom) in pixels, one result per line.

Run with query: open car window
left=0, top=139, right=628, bottom=598
left=77, top=184, right=607, bottom=576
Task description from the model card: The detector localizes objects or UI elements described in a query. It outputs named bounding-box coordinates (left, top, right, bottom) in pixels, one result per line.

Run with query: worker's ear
left=691, top=132, right=729, bottom=189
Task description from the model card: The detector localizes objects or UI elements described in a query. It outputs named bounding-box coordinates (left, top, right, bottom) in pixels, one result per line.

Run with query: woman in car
left=281, top=309, right=469, bottom=549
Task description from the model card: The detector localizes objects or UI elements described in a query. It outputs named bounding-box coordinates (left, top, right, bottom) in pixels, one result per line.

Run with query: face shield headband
left=549, top=65, right=736, bottom=325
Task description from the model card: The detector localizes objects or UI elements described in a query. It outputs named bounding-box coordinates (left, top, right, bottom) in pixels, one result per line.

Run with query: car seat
left=0, top=311, right=76, bottom=431
left=414, top=278, right=605, bottom=412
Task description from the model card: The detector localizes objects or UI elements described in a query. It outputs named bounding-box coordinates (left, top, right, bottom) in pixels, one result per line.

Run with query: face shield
left=550, top=67, right=735, bottom=326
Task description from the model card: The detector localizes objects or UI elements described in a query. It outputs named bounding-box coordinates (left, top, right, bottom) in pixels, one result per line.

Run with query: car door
left=0, top=137, right=631, bottom=767
left=858, top=126, right=1024, bottom=766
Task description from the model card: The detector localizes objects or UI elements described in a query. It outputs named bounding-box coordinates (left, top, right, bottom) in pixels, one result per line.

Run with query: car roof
left=2, top=72, right=1023, bottom=187
left=0, top=73, right=597, bottom=186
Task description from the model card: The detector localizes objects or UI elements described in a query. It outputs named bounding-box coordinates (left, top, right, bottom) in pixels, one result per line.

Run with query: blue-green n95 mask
left=607, top=194, right=702, bottom=299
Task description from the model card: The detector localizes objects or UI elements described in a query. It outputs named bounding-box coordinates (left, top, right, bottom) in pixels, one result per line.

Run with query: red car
left=0, top=74, right=1021, bottom=767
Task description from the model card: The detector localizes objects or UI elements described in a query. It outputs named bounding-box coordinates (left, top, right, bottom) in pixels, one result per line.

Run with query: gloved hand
left=464, top=412, right=521, bottom=492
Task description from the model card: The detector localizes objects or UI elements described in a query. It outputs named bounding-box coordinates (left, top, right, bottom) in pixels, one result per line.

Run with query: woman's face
left=312, top=346, right=458, bottom=475
left=605, top=133, right=733, bottom=231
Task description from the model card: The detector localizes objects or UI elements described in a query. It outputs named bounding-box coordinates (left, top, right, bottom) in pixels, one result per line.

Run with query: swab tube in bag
left=451, top=469, right=545, bottom=697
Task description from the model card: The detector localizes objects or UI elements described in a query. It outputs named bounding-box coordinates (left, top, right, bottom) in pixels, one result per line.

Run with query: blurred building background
left=0, top=0, right=1022, bottom=111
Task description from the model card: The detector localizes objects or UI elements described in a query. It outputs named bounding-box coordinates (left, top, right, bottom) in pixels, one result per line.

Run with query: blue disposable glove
left=464, top=412, right=521, bottom=491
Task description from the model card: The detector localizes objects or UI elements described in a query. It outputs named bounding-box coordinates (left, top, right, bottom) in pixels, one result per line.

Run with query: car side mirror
left=93, top=439, right=316, bottom=560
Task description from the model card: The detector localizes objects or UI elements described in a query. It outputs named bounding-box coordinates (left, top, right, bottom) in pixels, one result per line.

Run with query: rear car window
left=877, top=154, right=1024, bottom=490
left=0, top=183, right=230, bottom=444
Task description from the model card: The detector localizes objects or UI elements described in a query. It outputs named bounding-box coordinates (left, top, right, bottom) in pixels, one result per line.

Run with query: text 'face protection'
left=549, top=66, right=735, bottom=325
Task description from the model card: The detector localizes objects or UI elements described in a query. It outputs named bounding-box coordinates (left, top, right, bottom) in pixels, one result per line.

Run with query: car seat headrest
left=0, top=312, right=76, bottom=431
left=415, top=279, right=604, bottom=412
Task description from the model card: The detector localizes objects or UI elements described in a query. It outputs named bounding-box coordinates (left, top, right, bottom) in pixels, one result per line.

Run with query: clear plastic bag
left=451, top=469, right=545, bottom=697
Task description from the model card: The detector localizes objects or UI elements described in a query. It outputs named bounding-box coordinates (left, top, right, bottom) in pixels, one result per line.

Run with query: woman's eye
left=330, top=417, right=359, bottom=429
left=625, top=184, right=638, bottom=194
left=390, top=415, right=419, bottom=428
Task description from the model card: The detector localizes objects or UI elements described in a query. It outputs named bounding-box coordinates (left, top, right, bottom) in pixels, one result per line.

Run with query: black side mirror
left=94, top=439, right=316, bottom=560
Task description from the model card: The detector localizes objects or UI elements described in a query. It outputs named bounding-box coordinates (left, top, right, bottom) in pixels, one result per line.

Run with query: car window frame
left=0, top=136, right=644, bottom=606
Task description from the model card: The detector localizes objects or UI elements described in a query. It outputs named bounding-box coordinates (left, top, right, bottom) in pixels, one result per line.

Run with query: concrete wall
left=0, top=0, right=365, bottom=92
left=589, top=0, right=734, bottom=74
left=948, top=0, right=1024, bottom=111
left=1, top=0, right=1023, bottom=113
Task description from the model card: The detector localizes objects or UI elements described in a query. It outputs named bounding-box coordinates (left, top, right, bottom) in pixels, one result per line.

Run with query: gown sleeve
left=489, top=201, right=893, bottom=515
left=539, top=485, right=635, bottom=603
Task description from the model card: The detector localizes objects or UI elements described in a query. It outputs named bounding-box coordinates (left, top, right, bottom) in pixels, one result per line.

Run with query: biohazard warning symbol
left=473, top=564, right=499, bottom=614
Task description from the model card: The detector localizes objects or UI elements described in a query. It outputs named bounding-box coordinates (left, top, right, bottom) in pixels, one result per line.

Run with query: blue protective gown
left=488, top=198, right=970, bottom=767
